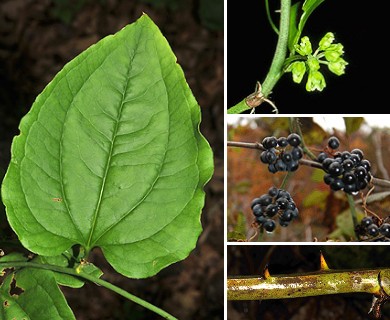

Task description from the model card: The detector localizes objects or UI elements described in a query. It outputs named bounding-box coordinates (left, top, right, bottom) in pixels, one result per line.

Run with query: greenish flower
left=306, top=56, right=320, bottom=72
left=287, top=61, right=306, bottom=83
left=328, top=58, right=348, bottom=76
left=286, top=32, right=347, bottom=92
left=306, top=71, right=326, bottom=92
left=319, top=32, right=335, bottom=50
left=294, top=36, right=312, bottom=56
left=324, top=44, right=344, bottom=62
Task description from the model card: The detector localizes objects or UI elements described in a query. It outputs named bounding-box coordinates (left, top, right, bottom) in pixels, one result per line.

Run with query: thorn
left=263, top=264, right=271, bottom=279
left=369, top=295, right=378, bottom=314
left=319, top=251, right=330, bottom=271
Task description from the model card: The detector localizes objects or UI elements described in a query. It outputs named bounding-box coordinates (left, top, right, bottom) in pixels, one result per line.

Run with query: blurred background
left=227, top=245, right=390, bottom=320
left=227, top=116, right=390, bottom=242
left=0, top=1, right=223, bottom=319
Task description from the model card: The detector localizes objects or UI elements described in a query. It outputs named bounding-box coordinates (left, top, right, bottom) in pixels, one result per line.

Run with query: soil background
left=0, top=1, right=224, bottom=319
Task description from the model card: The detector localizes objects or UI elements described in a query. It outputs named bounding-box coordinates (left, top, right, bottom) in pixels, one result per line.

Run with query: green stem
left=227, top=268, right=390, bottom=300
left=347, top=194, right=359, bottom=239
left=290, top=117, right=317, bottom=160
left=227, top=0, right=291, bottom=114
left=0, top=261, right=177, bottom=320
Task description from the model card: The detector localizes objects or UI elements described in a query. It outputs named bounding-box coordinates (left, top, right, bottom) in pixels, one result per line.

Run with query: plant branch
left=0, top=261, right=177, bottom=320
left=347, top=194, right=359, bottom=239
left=227, top=0, right=291, bottom=114
left=227, top=268, right=387, bottom=300
left=227, top=140, right=390, bottom=189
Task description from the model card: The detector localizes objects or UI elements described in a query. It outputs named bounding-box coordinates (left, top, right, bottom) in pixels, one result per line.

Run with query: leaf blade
left=2, top=14, right=213, bottom=278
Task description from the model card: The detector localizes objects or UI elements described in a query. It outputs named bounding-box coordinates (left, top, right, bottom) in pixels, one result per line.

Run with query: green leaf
left=0, top=268, right=75, bottom=320
left=36, top=254, right=103, bottom=288
left=343, top=117, right=365, bottom=135
left=1, top=14, right=213, bottom=279
left=328, top=208, right=364, bottom=241
left=302, top=190, right=328, bottom=209
left=290, top=0, right=325, bottom=53
left=287, top=2, right=301, bottom=52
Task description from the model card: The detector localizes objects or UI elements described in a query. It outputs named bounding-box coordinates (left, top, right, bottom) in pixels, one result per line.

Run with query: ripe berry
left=263, top=219, right=276, bottom=232
left=351, top=149, right=364, bottom=161
left=361, top=216, right=373, bottom=228
left=380, top=223, right=390, bottom=237
left=367, top=224, right=379, bottom=236
left=262, top=136, right=278, bottom=149
left=268, top=186, right=279, bottom=197
left=277, top=137, right=289, bottom=147
left=252, top=204, right=263, bottom=217
left=287, top=133, right=301, bottom=147
left=328, top=162, right=343, bottom=176
left=317, top=152, right=328, bottom=163
left=291, top=147, right=303, bottom=160
left=328, top=136, right=340, bottom=150
left=251, top=187, right=299, bottom=233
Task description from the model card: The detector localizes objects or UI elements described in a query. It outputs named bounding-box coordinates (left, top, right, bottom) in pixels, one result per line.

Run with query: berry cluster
left=356, top=216, right=390, bottom=241
left=260, top=134, right=304, bottom=173
left=318, top=136, right=372, bottom=194
left=251, top=186, right=299, bottom=232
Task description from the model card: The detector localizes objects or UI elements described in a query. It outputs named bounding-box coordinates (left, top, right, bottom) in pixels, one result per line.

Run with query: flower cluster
left=285, top=32, right=348, bottom=92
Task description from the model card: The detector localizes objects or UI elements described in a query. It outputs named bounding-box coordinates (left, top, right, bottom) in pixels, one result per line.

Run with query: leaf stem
left=0, top=261, right=177, bottom=320
left=227, top=0, right=291, bottom=114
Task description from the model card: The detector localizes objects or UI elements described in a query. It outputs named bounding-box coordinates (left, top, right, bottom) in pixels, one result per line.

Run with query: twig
left=373, top=131, right=389, bottom=180
left=227, top=140, right=390, bottom=189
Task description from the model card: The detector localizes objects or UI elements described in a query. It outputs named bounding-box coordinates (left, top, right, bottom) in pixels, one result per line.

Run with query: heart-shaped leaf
left=1, top=14, right=213, bottom=278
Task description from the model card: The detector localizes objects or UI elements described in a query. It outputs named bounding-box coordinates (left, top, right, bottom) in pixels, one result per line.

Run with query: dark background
left=228, top=245, right=390, bottom=320
left=0, top=0, right=223, bottom=319
left=227, top=1, right=386, bottom=114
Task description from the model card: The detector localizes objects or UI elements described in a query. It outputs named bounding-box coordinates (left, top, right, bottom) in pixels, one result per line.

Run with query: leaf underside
left=1, top=14, right=213, bottom=278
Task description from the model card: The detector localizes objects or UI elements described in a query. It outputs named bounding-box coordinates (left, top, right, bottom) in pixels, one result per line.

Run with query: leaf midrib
left=84, top=60, right=134, bottom=251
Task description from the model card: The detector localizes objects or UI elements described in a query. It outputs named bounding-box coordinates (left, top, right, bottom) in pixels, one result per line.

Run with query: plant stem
left=227, top=268, right=388, bottom=300
left=227, top=0, right=291, bottom=114
left=290, top=117, right=317, bottom=160
left=0, top=261, right=177, bottom=320
left=347, top=193, right=359, bottom=239
left=227, top=140, right=390, bottom=189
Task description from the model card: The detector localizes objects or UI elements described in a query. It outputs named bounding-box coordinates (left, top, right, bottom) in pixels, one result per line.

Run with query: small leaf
left=0, top=268, right=75, bottom=319
left=1, top=14, right=213, bottom=279
left=36, top=254, right=103, bottom=288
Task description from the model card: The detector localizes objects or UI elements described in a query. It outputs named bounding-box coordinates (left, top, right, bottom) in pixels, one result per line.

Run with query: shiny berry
left=328, top=136, right=340, bottom=150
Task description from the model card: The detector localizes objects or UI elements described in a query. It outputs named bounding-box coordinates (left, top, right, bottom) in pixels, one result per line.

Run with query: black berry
left=328, top=136, right=340, bottom=150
